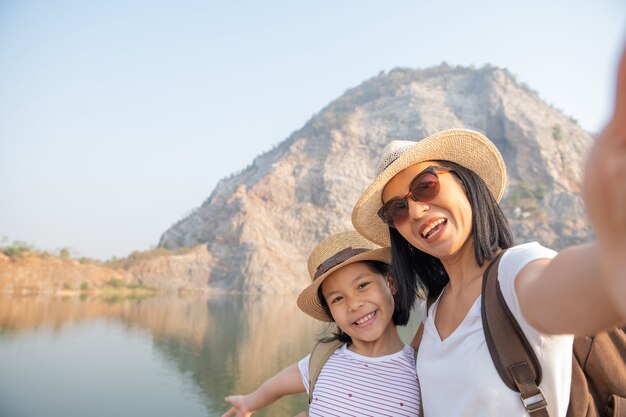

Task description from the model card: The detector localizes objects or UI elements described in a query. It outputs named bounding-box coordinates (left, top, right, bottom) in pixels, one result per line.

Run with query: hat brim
left=352, top=129, right=506, bottom=246
left=297, top=247, right=392, bottom=322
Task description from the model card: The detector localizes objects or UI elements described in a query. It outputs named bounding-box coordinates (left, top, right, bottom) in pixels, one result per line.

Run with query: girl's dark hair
left=316, top=259, right=410, bottom=344
left=390, top=160, right=514, bottom=304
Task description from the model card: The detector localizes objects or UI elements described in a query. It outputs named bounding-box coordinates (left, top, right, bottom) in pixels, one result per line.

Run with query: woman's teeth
left=422, top=219, right=446, bottom=238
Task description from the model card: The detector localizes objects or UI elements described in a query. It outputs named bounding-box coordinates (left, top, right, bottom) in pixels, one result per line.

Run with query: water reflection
left=0, top=295, right=421, bottom=417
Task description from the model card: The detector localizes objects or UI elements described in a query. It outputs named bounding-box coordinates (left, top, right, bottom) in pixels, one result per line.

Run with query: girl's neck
left=347, top=325, right=404, bottom=357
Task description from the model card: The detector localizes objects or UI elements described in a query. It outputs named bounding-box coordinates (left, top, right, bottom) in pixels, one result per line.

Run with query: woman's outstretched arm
left=582, top=43, right=626, bottom=322
left=516, top=45, right=626, bottom=336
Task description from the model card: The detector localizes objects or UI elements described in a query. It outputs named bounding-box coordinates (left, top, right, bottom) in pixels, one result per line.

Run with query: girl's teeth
left=356, top=312, right=375, bottom=325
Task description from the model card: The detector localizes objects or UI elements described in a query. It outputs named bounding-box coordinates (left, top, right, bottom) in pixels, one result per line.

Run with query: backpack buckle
left=520, top=388, right=548, bottom=413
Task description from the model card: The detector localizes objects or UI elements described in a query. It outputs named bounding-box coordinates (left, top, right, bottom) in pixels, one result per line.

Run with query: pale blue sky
left=1, top=1, right=625, bottom=260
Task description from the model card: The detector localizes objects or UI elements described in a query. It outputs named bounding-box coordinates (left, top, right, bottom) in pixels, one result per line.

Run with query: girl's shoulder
left=339, top=343, right=416, bottom=364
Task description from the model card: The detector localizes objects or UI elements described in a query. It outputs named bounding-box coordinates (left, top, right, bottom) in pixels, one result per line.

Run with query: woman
left=350, top=50, right=626, bottom=417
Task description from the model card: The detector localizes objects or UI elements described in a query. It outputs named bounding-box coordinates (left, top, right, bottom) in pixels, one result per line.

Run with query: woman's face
left=381, top=161, right=473, bottom=260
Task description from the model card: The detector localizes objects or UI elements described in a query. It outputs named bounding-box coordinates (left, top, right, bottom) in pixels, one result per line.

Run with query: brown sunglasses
left=377, top=166, right=453, bottom=228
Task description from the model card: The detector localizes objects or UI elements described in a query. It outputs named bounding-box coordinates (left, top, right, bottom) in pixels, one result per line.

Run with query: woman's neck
left=441, top=239, right=501, bottom=292
left=348, top=325, right=404, bottom=357
left=440, top=239, right=489, bottom=291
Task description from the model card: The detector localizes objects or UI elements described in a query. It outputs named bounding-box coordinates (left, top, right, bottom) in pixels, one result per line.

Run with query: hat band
left=313, top=247, right=370, bottom=280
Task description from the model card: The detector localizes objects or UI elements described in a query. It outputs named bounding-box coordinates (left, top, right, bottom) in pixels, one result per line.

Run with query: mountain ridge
left=155, top=62, right=592, bottom=293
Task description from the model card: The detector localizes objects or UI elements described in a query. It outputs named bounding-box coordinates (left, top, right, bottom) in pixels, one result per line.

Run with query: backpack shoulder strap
left=307, top=339, right=343, bottom=404
left=481, top=249, right=550, bottom=417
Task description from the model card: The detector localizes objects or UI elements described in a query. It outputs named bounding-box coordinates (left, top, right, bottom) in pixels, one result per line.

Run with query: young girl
left=221, top=231, right=421, bottom=417
left=350, top=48, right=626, bottom=416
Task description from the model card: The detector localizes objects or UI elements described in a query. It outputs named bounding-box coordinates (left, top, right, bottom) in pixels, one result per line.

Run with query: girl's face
left=321, top=262, right=396, bottom=344
left=381, top=160, right=473, bottom=260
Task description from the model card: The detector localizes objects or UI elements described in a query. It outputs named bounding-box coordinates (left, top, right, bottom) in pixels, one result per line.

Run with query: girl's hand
left=222, top=395, right=254, bottom=417
left=583, top=45, right=626, bottom=318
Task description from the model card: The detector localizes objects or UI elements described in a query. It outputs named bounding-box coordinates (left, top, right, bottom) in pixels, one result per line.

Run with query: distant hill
left=0, top=251, right=128, bottom=294
left=156, top=64, right=593, bottom=293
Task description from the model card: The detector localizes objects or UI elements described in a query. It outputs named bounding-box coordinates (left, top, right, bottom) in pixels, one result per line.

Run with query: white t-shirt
left=298, top=343, right=421, bottom=417
left=416, top=242, right=574, bottom=417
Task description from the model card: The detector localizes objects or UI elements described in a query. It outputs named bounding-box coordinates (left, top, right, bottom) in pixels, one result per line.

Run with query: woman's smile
left=420, top=217, right=447, bottom=240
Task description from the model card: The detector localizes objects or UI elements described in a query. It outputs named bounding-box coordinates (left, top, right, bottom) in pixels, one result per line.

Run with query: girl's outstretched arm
left=516, top=45, right=626, bottom=336
left=221, top=363, right=306, bottom=417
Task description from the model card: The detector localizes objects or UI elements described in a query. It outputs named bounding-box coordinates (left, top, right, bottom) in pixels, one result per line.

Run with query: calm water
left=0, top=294, right=421, bottom=417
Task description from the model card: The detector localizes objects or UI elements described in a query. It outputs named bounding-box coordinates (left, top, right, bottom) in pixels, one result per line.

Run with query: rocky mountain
left=157, top=64, right=593, bottom=293
left=125, top=245, right=214, bottom=292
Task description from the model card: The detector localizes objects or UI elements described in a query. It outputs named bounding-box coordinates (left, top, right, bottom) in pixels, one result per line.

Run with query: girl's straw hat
left=352, top=128, right=507, bottom=246
left=297, top=231, right=391, bottom=322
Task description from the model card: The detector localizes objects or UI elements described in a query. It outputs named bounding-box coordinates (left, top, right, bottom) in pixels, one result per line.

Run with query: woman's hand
left=583, top=44, right=626, bottom=319
left=221, top=395, right=254, bottom=417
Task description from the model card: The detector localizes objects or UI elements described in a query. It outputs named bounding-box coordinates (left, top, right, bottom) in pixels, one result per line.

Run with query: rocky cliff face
left=126, top=245, right=214, bottom=292
left=158, top=64, right=593, bottom=293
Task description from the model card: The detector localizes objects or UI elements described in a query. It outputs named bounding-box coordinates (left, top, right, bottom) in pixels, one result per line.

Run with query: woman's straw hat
left=297, top=231, right=391, bottom=322
left=352, top=128, right=507, bottom=246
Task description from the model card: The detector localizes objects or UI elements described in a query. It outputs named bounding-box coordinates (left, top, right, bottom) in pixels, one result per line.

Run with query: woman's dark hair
left=390, top=160, right=514, bottom=303
left=316, top=259, right=410, bottom=344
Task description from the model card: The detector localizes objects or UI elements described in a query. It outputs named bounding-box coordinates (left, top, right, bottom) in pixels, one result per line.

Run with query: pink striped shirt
left=298, top=344, right=421, bottom=417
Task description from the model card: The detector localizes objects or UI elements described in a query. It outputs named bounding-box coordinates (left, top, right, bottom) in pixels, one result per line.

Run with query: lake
left=0, top=294, right=422, bottom=417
